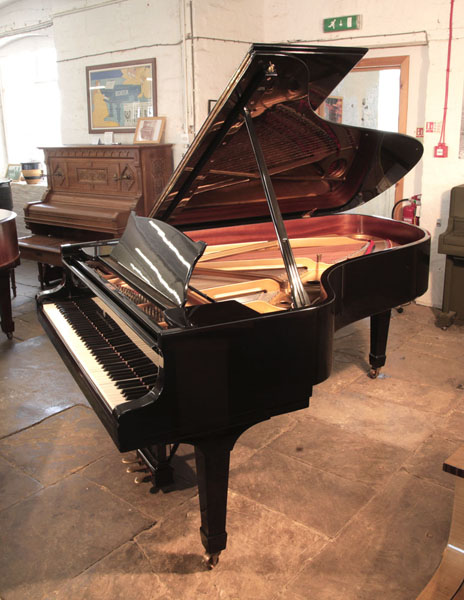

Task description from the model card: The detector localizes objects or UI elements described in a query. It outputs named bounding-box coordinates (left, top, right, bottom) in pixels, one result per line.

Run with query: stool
left=18, top=235, right=69, bottom=289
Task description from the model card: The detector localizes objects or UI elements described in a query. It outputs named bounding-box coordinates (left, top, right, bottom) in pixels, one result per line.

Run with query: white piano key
left=42, top=299, right=161, bottom=411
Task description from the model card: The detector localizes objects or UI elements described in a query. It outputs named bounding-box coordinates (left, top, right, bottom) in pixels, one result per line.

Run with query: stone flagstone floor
left=0, top=258, right=463, bottom=599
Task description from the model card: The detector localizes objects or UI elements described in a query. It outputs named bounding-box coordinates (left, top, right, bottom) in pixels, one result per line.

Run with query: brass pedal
left=121, top=453, right=139, bottom=464
left=134, top=472, right=150, bottom=485
left=126, top=463, right=143, bottom=473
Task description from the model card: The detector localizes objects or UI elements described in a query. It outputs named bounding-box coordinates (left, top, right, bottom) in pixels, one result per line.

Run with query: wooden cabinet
left=24, top=144, right=173, bottom=240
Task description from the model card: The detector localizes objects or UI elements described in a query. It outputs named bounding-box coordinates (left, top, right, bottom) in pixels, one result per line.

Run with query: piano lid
left=108, top=213, right=206, bottom=308
left=149, top=43, right=423, bottom=230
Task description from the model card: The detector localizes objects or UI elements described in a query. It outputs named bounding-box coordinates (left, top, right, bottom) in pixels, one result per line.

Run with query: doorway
left=321, top=55, right=410, bottom=218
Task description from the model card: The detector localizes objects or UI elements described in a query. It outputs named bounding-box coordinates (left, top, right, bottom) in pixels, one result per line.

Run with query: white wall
left=0, top=0, right=187, bottom=163
left=0, top=0, right=463, bottom=308
left=53, top=0, right=185, bottom=163
left=0, top=31, right=60, bottom=164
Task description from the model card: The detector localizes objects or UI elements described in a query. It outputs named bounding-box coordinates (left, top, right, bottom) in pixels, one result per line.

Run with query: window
left=0, top=40, right=61, bottom=168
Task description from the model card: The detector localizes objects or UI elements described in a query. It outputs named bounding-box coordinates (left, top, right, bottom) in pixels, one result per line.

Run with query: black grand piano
left=37, top=43, right=430, bottom=566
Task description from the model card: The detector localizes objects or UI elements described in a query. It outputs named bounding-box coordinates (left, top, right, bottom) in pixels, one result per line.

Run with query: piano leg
left=194, top=433, right=239, bottom=568
left=0, top=269, right=14, bottom=339
left=368, top=310, right=391, bottom=378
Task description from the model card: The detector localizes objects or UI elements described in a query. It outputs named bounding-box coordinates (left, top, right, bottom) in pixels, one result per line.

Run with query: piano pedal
left=121, top=453, right=139, bottom=464
left=204, top=552, right=220, bottom=569
left=126, top=463, right=144, bottom=473
left=134, top=472, right=150, bottom=485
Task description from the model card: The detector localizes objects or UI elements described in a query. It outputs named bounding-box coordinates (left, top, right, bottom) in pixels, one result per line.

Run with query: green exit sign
left=323, top=15, right=361, bottom=32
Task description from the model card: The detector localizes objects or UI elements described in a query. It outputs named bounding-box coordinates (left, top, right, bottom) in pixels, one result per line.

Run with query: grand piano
left=37, top=43, right=430, bottom=566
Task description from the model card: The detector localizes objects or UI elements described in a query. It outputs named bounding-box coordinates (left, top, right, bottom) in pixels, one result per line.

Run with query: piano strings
left=90, top=233, right=394, bottom=319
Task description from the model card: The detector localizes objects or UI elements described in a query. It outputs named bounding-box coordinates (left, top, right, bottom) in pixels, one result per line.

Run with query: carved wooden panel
left=24, top=144, right=173, bottom=238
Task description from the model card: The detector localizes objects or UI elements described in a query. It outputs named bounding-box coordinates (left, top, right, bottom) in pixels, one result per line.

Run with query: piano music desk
left=417, top=445, right=464, bottom=599
left=18, top=234, right=68, bottom=288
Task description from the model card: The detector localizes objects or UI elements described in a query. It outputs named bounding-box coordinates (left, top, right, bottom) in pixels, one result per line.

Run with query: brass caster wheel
left=204, top=552, right=220, bottom=569
left=368, top=368, right=380, bottom=379
left=6, top=332, right=13, bottom=340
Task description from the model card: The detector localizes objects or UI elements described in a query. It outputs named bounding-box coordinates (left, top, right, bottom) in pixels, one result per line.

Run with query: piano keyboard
left=42, top=297, right=162, bottom=411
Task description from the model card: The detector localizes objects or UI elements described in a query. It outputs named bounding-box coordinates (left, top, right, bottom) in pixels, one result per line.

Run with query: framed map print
left=86, top=58, right=156, bottom=133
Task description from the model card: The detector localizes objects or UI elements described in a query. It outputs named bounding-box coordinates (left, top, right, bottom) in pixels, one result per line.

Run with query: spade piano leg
left=193, top=433, right=239, bottom=568
left=368, top=310, right=391, bottom=378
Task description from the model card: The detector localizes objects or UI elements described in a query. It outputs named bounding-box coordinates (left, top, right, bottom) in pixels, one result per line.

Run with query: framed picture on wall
left=86, top=58, right=156, bottom=133
left=133, top=117, right=166, bottom=144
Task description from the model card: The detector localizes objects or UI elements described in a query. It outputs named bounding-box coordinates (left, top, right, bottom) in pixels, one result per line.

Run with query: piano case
left=37, top=43, right=430, bottom=566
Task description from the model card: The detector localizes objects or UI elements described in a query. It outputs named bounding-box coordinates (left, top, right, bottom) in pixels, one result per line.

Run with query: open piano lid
left=150, top=43, right=423, bottom=229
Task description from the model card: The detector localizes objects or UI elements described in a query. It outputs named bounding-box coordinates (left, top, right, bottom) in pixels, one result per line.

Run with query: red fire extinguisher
left=391, top=194, right=421, bottom=225
left=412, top=194, right=421, bottom=225
left=402, top=201, right=415, bottom=224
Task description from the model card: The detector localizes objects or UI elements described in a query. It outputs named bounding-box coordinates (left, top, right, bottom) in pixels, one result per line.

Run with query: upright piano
left=25, top=144, right=174, bottom=241
left=20, top=144, right=173, bottom=287
left=37, top=43, right=430, bottom=566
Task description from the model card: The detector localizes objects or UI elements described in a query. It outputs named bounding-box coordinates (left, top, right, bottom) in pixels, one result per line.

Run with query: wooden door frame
left=352, top=55, right=410, bottom=218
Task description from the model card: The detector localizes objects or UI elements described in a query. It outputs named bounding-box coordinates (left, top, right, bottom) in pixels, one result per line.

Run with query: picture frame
left=5, top=164, right=21, bottom=182
left=86, top=58, right=156, bottom=134
left=133, top=117, right=166, bottom=144
left=321, top=96, right=343, bottom=123
left=208, top=99, right=218, bottom=114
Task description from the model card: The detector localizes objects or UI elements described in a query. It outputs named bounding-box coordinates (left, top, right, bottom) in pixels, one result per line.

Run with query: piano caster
left=6, top=332, right=13, bottom=340
left=204, top=552, right=220, bottom=569
left=368, top=368, right=380, bottom=379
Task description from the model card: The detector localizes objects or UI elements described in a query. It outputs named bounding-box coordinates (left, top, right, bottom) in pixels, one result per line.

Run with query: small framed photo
left=208, top=99, right=218, bottom=114
left=321, top=96, right=343, bottom=123
left=5, top=164, right=21, bottom=181
left=133, top=116, right=166, bottom=144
